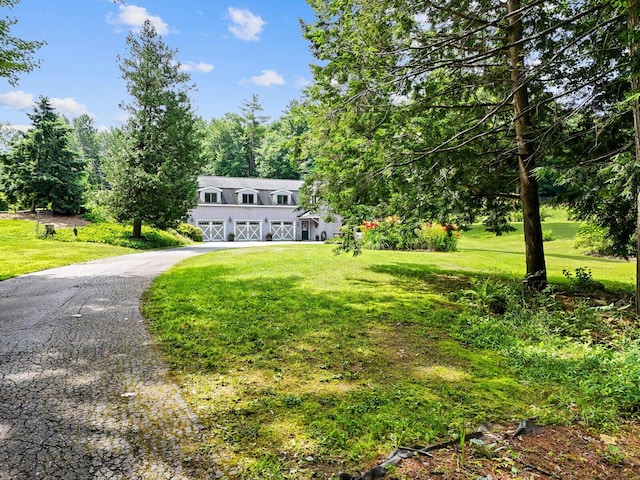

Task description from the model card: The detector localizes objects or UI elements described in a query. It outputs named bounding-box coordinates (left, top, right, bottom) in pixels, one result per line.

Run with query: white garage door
left=235, top=221, right=261, bottom=241
left=270, top=221, right=295, bottom=240
left=197, top=220, right=225, bottom=242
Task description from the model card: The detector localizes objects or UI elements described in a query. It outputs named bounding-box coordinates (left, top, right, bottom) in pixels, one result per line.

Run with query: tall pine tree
left=107, top=20, right=203, bottom=238
left=240, top=94, right=269, bottom=177
left=1, top=96, right=86, bottom=214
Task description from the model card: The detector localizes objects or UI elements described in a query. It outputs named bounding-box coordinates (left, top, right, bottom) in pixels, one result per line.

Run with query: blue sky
left=0, top=0, right=317, bottom=130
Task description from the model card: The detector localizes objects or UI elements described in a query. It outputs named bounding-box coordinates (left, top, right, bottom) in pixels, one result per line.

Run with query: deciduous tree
left=257, top=101, right=311, bottom=179
left=202, top=113, right=248, bottom=177
left=0, top=0, right=44, bottom=85
left=72, top=114, right=106, bottom=189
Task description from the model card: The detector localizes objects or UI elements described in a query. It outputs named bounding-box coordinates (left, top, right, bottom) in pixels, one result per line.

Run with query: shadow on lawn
left=367, top=261, right=522, bottom=293
left=146, top=260, right=548, bottom=476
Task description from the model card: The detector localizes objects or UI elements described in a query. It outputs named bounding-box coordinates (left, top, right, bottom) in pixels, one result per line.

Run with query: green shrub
left=82, top=204, right=113, bottom=223
left=539, top=206, right=553, bottom=221
left=414, top=222, right=460, bottom=252
left=176, top=222, right=203, bottom=242
left=542, top=228, right=554, bottom=242
left=360, top=217, right=460, bottom=252
left=51, top=222, right=187, bottom=249
left=509, top=206, right=552, bottom=223
left=574, top=222, right=615, bottom=256
left=508, top=209, right=524, bottom=222
left=82, top=190, right=114, bottom=223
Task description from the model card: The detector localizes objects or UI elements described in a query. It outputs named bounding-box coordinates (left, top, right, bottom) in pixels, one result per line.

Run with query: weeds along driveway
left=0, top=241, right=294, bottom=479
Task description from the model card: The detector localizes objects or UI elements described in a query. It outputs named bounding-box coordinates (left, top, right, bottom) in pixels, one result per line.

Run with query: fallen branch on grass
left=337, top=431, right=484, bottom=480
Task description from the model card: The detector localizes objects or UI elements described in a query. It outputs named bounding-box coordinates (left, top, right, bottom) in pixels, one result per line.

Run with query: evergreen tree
left=302, top=0, right=633, bottom=286
left=1, top=96, right=86, bottom=214
left=107, top=20, right=203, bottom=238
left=239, top=94, right=269, bottom=177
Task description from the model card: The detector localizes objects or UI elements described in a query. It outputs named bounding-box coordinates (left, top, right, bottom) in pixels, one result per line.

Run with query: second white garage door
left=235, top=221, right=261, bottom=241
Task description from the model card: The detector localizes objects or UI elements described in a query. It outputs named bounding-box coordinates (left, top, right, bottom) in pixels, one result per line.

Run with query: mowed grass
left=0, top=220, right=135, bottom=280
left=460, top=220, right=634, bottom=291
left=142, top=219, right=636, bottom=478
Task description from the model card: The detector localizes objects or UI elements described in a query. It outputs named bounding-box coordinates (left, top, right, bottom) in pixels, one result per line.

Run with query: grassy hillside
left=0, top=220, right=135, bottom=280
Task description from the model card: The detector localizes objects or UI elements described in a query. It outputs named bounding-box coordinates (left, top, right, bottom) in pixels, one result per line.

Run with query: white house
left=189, top=176, right=341, bottom=242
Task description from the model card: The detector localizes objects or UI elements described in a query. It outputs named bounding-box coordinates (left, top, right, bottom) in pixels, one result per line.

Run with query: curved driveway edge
left=0, top=242, right=271, bottom=479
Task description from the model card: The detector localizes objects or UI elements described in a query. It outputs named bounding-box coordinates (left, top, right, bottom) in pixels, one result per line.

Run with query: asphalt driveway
left=0, top=242, right=265, bottom=479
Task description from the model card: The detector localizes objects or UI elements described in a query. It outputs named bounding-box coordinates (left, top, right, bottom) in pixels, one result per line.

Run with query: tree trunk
left=132, top=218, right=142, bottom=239
left=629, top=0, right=640, bottom=313
left=507, top=0, right=547, bottom=287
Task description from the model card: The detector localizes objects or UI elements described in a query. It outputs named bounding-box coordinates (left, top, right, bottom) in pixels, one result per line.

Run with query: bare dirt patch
left=365, top=423, right=640, bottom=480
left=0, top=210, right=91, bottom=229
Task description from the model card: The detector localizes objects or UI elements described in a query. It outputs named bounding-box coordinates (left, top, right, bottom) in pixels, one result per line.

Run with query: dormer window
left=199, top=187, right=222, bottom=204
left=276, top=194, right=289, bottom=205
left=271, top=189, right=293, bottom=206
left=237, top=188, right=259, bottom=205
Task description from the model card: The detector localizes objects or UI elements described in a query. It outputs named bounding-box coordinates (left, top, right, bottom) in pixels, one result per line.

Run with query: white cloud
left=0, top=91, right=92, bottom=120
left=107, top=5, right=172, bottom=36
left=180, top=61, right=215, bottom=73
left=50, top=97, right=91, bottom=118
left=250, top=70, right=285, bottom=87
left=0, top=90, right=35, bottom=110
left=228, top=7, right=266, bottom=41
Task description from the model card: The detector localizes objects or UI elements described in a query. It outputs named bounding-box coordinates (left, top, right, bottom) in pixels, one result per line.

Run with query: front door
left=301, top=220, right=309, bottom=241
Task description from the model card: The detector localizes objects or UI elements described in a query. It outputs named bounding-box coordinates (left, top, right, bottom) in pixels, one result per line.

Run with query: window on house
left=276, top=194, right=289, bottom=205
left=204, top=192, right=218, bottom=203
left=242, top=193, right=255, bottom=204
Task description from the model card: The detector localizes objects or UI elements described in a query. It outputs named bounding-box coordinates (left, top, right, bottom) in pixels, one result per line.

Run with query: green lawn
left=0, top=220, right=135, bottom=280
left=460, top=220, right=634, bottom=290
left=0, top=219, right=193, bottom=280
left=2, top=215, right=637, bottom=478
left=142, top=221, right=637, bottom=479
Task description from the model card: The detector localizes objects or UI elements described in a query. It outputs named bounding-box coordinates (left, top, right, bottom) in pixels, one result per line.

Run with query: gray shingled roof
left=197, top=176, right=304, bottom=206
left=198, top=176, right=303, bottom=191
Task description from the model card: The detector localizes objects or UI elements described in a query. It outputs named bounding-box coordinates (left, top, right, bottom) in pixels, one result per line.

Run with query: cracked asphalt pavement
left=0, top=243, right=248, bottom=479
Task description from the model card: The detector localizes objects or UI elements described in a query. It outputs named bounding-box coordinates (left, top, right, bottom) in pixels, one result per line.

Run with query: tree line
left=0, top=20, right=312, bottom=238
